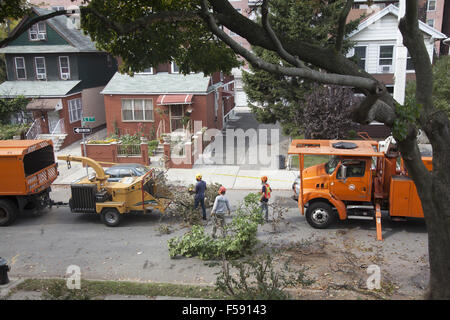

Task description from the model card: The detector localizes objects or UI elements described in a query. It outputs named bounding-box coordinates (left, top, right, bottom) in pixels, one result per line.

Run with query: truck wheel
left=306, top=202, right=335, bottom=229
left=0, top=199, right=18, bottom=226
left=101, top=209, right=122, bottom=227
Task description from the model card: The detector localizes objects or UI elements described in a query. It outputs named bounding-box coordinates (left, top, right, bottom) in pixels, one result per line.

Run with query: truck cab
left=288, top=138, right=429, bottom=240
left=288, top=139, right=383, bottom=229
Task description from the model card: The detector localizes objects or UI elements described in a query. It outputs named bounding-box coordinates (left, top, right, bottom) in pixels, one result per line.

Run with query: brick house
left=101, top=62, right=235, bottom=139
left=0, top=7, right=118, bottom=150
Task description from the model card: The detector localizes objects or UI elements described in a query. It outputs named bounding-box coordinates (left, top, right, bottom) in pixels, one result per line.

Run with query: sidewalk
left=52, top=129, right=106, bottom=185
left=166, top=165, right=298, bottom=190
left=52, top=126, right=298, bottom=189
left=54, top=160, right=298, bottom=190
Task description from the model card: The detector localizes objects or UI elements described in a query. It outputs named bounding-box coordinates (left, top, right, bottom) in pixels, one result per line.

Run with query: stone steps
left=37, top=133, right=68, bottom=152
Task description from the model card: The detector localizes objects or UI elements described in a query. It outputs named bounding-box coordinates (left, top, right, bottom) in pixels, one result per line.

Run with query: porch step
left=37, top=133, right=68, bottom=152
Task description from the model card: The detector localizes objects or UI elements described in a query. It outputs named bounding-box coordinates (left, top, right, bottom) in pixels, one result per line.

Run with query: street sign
left=74, top=127, right=92, bottom=134
left=83, top=117, right=95, bottom=122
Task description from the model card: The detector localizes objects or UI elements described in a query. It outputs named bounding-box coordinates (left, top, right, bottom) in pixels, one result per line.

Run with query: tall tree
left=406, top=55, right=450, bottom=119
left=243, top=0, right=360, bottom=137
left=303, top=85, right=360, bottom=139
left=1, top=0, right=449, bottom=298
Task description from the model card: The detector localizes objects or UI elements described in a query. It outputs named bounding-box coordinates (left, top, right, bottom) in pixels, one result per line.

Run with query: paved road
left=0, top=187, right=429, bottom=297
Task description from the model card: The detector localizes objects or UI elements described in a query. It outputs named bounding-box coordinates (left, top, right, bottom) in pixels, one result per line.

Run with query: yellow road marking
left=9, top=254, right=20, bottom=266
left=212, top=172, right=292, bottom=183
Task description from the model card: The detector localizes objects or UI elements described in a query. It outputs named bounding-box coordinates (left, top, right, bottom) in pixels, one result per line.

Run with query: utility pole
left=393, top=0, right=407, bottom=105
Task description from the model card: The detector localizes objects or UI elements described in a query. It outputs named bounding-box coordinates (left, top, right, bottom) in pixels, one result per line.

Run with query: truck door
left=330, top=159, right=371, bottom=202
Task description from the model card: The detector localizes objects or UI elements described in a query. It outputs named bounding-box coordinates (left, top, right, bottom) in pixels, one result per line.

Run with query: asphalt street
left=0, top=187, right=429, bottom=296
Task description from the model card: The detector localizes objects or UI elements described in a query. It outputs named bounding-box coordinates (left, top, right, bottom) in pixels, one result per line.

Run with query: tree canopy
left=242, top=0, right=361, bottom=137
left=0, top=0, right=449, bottom=299
left=406, top=55, right=450, bottom=119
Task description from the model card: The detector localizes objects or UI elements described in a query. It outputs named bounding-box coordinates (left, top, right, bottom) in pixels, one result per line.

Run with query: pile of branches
left=152, top=170, right=221, bottom=225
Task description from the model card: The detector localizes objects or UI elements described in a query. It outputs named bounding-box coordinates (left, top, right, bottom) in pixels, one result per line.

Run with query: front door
left=47, top=111, right=60, bottom=134
left=170, top=105, right=184, bottom=131
left=330, top=159, right=371, bottom=202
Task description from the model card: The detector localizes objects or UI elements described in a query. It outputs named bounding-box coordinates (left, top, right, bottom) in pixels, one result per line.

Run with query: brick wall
left=82, top=141, right=150, bottom=166
left=104, top=93, right=223, bottom=137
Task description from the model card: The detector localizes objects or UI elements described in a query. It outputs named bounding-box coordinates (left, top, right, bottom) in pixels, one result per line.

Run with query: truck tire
left=306, top=202, right=335, bottom=229
left=0, top=199, right=18, bottom=226
left=101, top=208, right=122, bottom=227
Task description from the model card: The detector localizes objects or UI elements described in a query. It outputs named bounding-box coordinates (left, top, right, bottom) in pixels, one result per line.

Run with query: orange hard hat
left=218, top=186, right=226, bottom=194
left=261, top=176, right=268, bottom=182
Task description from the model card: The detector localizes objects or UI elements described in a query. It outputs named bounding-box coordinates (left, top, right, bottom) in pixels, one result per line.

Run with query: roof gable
left=347, top=4, right=446, bottom=40
left=4, top=7, right=98, bottom=52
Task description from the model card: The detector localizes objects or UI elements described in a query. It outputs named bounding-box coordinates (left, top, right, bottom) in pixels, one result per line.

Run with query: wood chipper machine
left=57, top=155, right=170, bottom=227
left=288, top=137, right=432, bottom=241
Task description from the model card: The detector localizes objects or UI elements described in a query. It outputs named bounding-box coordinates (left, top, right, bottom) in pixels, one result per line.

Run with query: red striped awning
left=156, top=94, right=193, bottom=105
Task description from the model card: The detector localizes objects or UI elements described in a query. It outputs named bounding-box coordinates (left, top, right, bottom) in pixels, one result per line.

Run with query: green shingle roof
left=0, top=80, right=81, bottom=98
left=0, top=45, right=80, bottom=53
left=101, top=72, right=213, bottom=95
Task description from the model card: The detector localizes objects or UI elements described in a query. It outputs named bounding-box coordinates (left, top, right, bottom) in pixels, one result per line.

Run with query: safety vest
left=263, top=183, right=271, bottom=199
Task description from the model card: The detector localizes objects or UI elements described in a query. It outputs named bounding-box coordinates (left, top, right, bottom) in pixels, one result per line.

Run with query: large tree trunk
left=425, top=175, right=450, bottom=299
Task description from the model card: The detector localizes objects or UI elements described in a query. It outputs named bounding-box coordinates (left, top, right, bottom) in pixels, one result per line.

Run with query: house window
left=122, top=99, right=154, bottom=121
left=379, top=45, right=393, bottom=66
left=35, top=57, right=46, bottom=79
left=171, top=62, right=179, bottom=73
left=138, top=67, right=153, bottom=74
left=407, top=51, right=414, bottom=71
left=14, top=57, right=26, bottom=79
left=427, top=0, right=436, bottom=11
left=68, top=98, right=82, bottom=123
left=427, top=19, right=434, bottom=27
left=354, top=46, right=367, bottom=70
left=214, top=91, right=219, bottom=118
left=59, top=56, right=70, bottom=79
left=29, top=22, right=46, bottom=41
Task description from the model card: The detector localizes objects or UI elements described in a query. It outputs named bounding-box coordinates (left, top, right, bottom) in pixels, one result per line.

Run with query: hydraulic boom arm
left=57, top=155, right=108, bottom=181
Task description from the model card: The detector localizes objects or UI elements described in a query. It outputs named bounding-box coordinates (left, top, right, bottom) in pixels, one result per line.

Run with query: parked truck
left=288, top=137, right=431, bottom=240
left=0, top=140, right=58, bottom=226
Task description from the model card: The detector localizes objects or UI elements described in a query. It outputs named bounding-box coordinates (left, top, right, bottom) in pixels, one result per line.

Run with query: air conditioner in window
left=37, top=33, right=47, bottom=40
left=61, top=73, right=70, bottom=80
left=36, top=74, right=46, bottom=80
left=379, top=65, right=392, bottom=73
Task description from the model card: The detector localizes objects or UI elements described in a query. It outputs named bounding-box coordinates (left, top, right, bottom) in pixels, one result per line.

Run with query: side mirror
left=339, top=164, right=347, bottom=180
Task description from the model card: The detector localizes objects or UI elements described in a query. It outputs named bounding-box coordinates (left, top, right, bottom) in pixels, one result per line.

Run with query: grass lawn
left=11, top=278, right=228, bottom=300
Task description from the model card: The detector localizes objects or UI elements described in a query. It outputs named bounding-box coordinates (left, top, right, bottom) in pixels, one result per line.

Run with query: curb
left=0, top=278, right=25, bottom=299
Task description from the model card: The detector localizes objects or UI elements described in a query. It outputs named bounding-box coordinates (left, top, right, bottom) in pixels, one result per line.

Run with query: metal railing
left=26, top=120, right=42, bottom=140
left=117, top=144, right=142, bottom=156
left=51, top=118, right=65, bottom=134
left=156, top=120, right=165, bottom=139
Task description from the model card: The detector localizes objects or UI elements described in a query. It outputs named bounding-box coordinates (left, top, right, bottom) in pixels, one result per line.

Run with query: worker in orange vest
left=260, top=176, right=271, bottom=222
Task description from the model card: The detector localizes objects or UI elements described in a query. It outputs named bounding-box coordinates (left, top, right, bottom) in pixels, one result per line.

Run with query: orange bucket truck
left=288, top=137, right=431, bottom=240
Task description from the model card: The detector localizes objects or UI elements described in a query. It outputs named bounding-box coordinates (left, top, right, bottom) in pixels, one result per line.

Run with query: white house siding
left=81, top=86, right=106, bottom=128
left=350, top=13, right=435, bottom=74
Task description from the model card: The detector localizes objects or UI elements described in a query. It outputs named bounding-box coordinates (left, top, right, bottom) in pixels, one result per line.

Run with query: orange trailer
left=288, top=138, right=430, bottom=240
left=0, top=140, right=58, bottom=226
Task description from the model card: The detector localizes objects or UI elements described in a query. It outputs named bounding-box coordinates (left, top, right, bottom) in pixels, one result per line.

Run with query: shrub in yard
left=0, top=123, right=29, bottom=140
left=215, top=252, right=314, bottom=300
